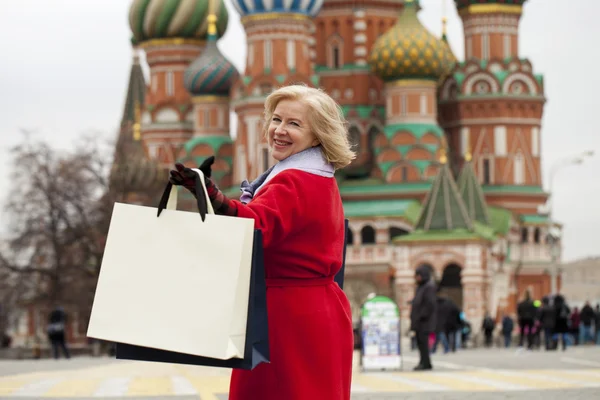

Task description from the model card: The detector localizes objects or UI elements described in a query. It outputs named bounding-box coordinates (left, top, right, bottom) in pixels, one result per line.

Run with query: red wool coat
left=228, top=169, right=354, bottom=400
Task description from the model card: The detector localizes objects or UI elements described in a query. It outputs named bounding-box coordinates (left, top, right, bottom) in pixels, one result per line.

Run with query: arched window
left=533, top=227, right=541, bottom=243
left=361, top=225, right=376, bottom=244
left=327, top=35, right=344, bottom=69
left=521, top=227, right=529, bottom=243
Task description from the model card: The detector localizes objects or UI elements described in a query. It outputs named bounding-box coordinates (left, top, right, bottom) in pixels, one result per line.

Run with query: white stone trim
left=502, top=72, right=539, bottom=95
left=463, top=72, right=500, bottom=95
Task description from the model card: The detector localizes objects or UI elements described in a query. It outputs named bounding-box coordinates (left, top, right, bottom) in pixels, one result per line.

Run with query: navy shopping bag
left=115, top=228, right=270, bottom=370
left=334, top=219, right=349, bottom=290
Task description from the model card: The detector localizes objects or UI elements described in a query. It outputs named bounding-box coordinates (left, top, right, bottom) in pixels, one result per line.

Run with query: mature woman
left=170, top=85, right=356, bottom=400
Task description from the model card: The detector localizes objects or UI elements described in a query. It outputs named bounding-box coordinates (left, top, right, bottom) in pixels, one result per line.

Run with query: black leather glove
left=169, top=156, right=215, bottom=196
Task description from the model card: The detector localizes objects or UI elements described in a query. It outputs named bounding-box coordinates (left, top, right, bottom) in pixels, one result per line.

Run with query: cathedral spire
left=415, top=160, right=473, bottom=231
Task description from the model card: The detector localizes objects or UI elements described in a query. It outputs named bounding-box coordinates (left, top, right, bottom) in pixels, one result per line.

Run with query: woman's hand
left=169, top=156, right=215, bottom=196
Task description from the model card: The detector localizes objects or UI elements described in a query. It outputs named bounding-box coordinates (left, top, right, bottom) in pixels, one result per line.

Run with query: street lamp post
left=546, top=150, right=594, bottom=294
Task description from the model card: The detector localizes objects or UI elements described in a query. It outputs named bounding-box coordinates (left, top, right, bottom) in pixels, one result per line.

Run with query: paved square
left=0, top=347, right=599, bottom=399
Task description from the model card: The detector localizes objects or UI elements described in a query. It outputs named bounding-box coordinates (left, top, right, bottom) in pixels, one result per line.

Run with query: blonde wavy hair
left=263, top=84, right=356, bottom=170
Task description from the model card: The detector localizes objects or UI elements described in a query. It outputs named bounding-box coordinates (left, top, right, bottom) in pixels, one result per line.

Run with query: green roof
left=488, top=206, right=512, bottom=235
left=339, top=181, right=432, bottom=196
left=341, top=105, right=385, bottom=119
left=415, top=164, right=473, bottom=231
left=314, top=63, right=371, bottom=73
left=394, top=221, right=495, bottom=242
left=521, top=214, right=549, bottom=224
left=482, top=185, right=545, bottom=195
left=457, top=161, right=490, bottom=225
left=383, top=123, right=444, bottom=140
left=343, top=199, right=421, bottom=220
left=183, top=135, right=233, bottom=153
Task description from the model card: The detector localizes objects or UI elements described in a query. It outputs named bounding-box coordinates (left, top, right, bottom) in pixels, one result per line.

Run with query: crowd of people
left=408, top=284, right=600, bottom=372
left=496, top=292, right=600, bottom=351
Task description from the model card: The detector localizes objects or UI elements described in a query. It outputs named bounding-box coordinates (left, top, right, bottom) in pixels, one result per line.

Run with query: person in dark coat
left=517, top=290, right=536, bottom=349
left=432, top=296, right=459, bottom=354
left=501, top=313, right=514, bottom=348
left=538, top=296, right=557, bottom=350
left=579, top=301, right=595, bottom=344
left=570, top=307, right=580, bottom=345
left=553, top=294, right=570, bottom=351
left=410, top=265, right=437, bottom=371
left=47, top=306, right=70, bottom=359
left=482, top=312, right=495, bottom=347
left=443, top=299, right=461, bottom=352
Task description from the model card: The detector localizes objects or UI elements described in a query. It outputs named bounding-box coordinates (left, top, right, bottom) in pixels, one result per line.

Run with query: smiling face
left=267, top=99, right=319, bottom=161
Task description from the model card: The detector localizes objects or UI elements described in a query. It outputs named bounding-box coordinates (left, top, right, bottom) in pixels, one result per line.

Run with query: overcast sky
left=0, top=0, right=598, bottom=262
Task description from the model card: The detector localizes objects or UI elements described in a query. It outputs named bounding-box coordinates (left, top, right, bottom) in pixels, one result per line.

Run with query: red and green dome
left=184, top=16, right=239, bottom=96
left=129, top=0, right=228, bottom=45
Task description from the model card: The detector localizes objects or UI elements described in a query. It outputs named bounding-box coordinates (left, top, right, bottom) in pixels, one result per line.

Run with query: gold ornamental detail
left=459, top=4, right=523, bottom=16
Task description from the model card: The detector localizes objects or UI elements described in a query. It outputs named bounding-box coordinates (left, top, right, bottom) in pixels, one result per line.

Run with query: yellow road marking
left=126, top=377, right=172, bottom=396
left=467, top=370, right=575, bottom=389
left=187, top=376, right=231, bottom=400
left=43, top=379, right=101, bottom=397
left=352, top=374, right=421, bottom=392
left=0, top=379, right=32, bottom=396
left=409, top=372, right=497, bottom=391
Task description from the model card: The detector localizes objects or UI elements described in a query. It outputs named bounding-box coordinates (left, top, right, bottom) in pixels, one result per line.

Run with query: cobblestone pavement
left=0, top=347, right=599, bottom=399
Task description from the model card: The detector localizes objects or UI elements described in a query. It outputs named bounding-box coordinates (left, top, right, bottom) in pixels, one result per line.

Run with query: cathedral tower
left=129, top=0, right=229, bottom=166
left=369, top=0, right=455, bottom=184
left=230, top=0, right=323, bottom=182
left=439, top=0, right=546, bottom=216
left=313, top=0, right=404, bottom=178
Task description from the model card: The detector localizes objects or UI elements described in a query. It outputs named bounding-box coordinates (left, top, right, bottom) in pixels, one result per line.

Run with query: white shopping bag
left=87, top=169, right=255, bottom=360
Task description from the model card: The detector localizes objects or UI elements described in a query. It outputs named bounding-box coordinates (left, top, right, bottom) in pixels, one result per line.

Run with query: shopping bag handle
left=156, top=169, right=214, bottom=221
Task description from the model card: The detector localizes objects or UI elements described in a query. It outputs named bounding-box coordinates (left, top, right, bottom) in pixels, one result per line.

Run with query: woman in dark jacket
left=553, top=295, right=570, bottom=351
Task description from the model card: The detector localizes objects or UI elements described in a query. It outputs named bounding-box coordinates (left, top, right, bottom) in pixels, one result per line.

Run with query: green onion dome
left=129, top=0, right=228, bottom=45
left=369, top=0, right=454, bottom=82
left=184, top=15, right=239, bottom=96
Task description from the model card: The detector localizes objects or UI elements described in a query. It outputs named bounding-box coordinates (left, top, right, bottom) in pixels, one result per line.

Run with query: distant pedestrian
left=580, top=302, right=595, bottom=344
left=537, top=296, right=556, bottom=350
left=482, top=312, right=495, bottom=348
left=570, top=307, right=580, bottom=345
left=553, top=294, right=570, bottom=351
left=501, top=313, right=514, bottom=348
left=517, top=291, right=536, bottom=349
left=432, top=296, right=450, bottom=354
left=47, top=306, right=70, bottom=360
left=410, top=265, right=437, bottom=371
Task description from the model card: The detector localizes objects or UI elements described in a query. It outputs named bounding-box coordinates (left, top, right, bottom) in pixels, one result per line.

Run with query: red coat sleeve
left=232, top=170, right=308, bottom=249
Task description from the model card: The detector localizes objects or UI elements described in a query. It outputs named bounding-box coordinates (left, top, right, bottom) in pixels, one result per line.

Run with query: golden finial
left=464, top=132, right=472, bottom=162
left=439, top=136, right=448, bottom=164
left=207, top=14, right=217, bottom=37
left=133, top=101, right=141, bottom=141
left=442, top=16, right=448, bottom=37
left=442, top=0, right=448, bottom=38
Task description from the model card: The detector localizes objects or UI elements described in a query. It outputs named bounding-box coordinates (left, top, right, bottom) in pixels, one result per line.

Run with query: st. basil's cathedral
left=119, top=0, right=556, bottom=334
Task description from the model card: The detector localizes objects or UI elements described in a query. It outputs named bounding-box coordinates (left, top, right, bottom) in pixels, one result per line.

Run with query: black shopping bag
left=115, top=229, right=270, bottom=370
left=334, top=219, right=349, bottom=290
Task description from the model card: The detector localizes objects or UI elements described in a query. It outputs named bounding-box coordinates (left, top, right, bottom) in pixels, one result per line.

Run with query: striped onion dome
left=129, top=0, right=228, bottom=45
left=184, top=15, right=239, bottom=96
left=232, top=0, right=324, bottom=18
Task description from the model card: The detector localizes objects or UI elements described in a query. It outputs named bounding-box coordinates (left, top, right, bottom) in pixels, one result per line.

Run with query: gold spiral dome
left=369, top=0, right=454, bottom=82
